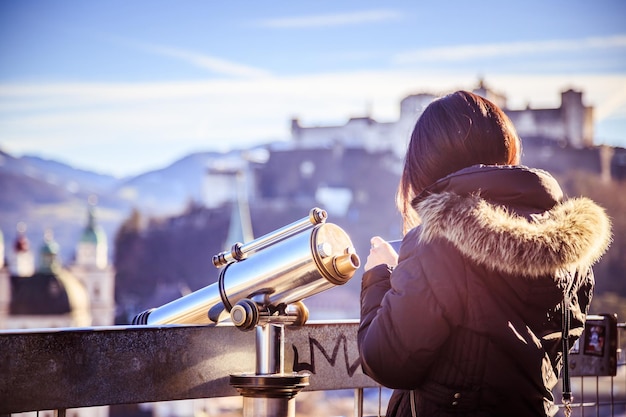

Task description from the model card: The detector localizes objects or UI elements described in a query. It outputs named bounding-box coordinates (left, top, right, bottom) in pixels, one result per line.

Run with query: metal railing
left=557, top=316, right=625, bottom=417
left=1, top=319, right=624, bottom=417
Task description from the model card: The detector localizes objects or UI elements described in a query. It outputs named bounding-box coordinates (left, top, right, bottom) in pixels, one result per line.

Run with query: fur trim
left=416, top=192, right=612, bottom=278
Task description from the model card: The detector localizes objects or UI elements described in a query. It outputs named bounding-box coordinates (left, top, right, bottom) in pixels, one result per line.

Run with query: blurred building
left=291, top=79, right=594, bottom=155
left=67, top=204, right=116, bottom=327
left=0, top=203, right=115, bottom=329
left=0, top=203, right=115, bottom=417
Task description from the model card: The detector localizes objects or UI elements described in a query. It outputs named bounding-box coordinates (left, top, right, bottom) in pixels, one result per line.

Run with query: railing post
left=354, top=388, right=364, bottom=417
left=230, top=323, right=309, bottom=417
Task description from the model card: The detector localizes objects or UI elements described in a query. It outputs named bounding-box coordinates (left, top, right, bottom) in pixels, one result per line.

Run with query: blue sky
left=1, top=0, right=625, bottom=177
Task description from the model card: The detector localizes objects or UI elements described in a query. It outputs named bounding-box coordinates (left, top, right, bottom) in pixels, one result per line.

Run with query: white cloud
left=394, top=35, right=626, bottom=63
left=137, top=44, right=272, bottom=78
left=106, top=36, right=271, bottom=78
left=257, top=9, right=402, bottom=28
left=1, top=70, right=625, bottom=176
left=2, top=71, right=624, bottom=125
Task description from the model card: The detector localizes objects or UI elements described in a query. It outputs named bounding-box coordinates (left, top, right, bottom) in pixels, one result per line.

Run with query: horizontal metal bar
left=212, top=207, right=326, bottom=267
left=0, top=320, right=376, bottom=413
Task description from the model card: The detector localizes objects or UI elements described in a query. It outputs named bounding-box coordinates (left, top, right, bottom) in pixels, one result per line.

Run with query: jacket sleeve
left=358, top=238, right=464, bottom=389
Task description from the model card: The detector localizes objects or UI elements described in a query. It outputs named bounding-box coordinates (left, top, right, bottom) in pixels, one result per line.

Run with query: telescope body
left=134, top=221, right=359, bottom=326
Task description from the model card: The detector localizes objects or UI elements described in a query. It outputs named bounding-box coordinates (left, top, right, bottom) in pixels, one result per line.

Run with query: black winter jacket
left=358, top=165, right=612, bottom=417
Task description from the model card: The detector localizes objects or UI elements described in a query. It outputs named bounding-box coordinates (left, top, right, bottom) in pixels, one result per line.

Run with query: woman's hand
left=364, top=236, right=399, bottom=271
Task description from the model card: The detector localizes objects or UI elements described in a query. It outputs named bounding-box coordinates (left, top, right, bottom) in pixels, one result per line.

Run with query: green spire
left=38, top=230, right=60, bottom=273
left=80, top=196, right=106, bottom=245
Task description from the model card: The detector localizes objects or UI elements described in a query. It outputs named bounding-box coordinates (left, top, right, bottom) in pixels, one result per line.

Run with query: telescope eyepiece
left=333, top=252, right=361, bottom=279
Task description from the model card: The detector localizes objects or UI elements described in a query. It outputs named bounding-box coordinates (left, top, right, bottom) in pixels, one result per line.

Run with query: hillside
left=0, top=148, right=249, bottom=262
left=113, top=142, right=626, bottom=322
left=1, top=141, right=625, bottom=322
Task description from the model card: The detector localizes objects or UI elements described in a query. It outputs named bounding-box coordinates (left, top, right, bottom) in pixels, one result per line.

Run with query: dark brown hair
left=398, top=90, right=522, bottom=232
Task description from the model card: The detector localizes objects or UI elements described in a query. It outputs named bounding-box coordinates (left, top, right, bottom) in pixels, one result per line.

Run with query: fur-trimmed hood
left=414, top=165, right=612, bottom=278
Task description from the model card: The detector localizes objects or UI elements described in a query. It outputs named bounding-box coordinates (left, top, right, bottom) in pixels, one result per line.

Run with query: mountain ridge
left=0, top=146, right=245, bottom=263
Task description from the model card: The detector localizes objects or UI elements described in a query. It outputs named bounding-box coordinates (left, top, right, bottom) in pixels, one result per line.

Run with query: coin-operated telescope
left=132, top=208, right=360, bottom=417
left=132, top=207, right=360, bottom=329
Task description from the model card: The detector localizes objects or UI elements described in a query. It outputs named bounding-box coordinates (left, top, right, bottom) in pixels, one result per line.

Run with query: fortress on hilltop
left=290, top=79, right=594, bottom=156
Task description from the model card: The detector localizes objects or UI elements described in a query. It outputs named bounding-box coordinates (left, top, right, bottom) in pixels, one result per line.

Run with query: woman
left=358, top=91, right=612, bottom=416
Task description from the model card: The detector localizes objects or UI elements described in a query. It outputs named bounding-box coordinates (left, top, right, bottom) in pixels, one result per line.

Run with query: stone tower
left=10, top=223, right=35, bottom=277
left=69, top=199, right=116, bottom=326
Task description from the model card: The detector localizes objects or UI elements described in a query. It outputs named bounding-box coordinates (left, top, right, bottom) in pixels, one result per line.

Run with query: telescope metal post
left=256, top=323, right=284, bottom=375
left=231, top=322, right=309, bottom=417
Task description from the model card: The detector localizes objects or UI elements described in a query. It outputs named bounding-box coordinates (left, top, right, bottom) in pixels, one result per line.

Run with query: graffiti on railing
left=292, top=333, right=361, bottom=377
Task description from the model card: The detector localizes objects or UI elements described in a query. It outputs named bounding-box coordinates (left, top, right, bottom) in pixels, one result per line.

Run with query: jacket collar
left=413, top=165, right=612, bottom=278
left=413, top=165, right=563, bottom=214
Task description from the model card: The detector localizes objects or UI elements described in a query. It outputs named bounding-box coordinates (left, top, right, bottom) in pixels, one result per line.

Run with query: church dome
left=9, top=228, right=91, bottom=321
left=9, top=268, right=89, bottom=316
left=10, top=272, right=71, bottom=314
